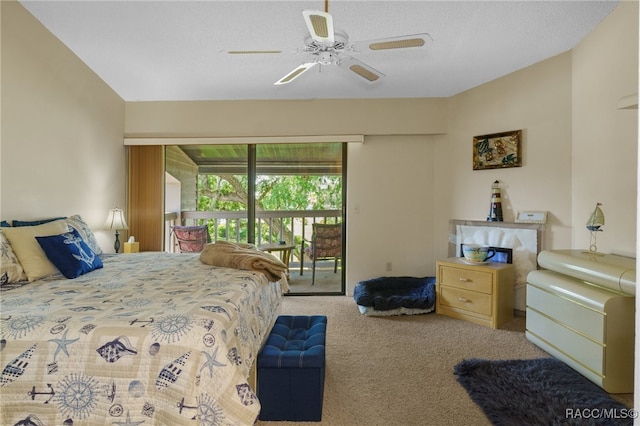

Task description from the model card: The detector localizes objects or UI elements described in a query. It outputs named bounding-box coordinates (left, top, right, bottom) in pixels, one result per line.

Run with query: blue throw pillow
left=36, top=229, right=103, bottom=279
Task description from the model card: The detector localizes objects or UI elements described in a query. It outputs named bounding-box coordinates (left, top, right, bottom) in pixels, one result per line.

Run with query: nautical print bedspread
left=0, top=252, right=283, bottom=425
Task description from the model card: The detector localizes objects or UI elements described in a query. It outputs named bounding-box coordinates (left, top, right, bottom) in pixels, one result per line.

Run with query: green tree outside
left=198, top=174, right=341, bottom=243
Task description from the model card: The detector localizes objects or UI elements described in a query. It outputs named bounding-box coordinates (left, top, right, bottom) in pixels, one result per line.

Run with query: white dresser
left=526, top=250, right=635, bottom=394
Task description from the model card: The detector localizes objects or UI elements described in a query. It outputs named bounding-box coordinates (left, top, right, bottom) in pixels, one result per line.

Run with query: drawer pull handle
left=459, top=277, right=470, bottom=282
left=458, top=297, right=471, bottom=303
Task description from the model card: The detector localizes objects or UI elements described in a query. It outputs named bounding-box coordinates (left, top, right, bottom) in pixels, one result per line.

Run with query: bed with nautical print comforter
left=0, top=252, right=284, bottom=425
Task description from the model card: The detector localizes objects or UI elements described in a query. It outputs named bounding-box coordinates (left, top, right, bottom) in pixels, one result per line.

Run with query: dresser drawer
left=527, top=284, right=605, bottom=342
left=526, top=308, right=604, bottom=374
left=440, top=266, right=493, bottom=294
left=439, top=286, right=492, bottom=316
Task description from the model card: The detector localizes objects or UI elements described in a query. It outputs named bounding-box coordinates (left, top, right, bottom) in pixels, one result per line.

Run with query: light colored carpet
left=256, top=295, right=633, bottom=426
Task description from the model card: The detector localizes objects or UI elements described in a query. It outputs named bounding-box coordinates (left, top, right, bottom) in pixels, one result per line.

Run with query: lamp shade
left=104, top=208, right=129, bottom=231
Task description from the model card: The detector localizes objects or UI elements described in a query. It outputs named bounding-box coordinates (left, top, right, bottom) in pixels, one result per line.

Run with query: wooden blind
left=128, top=145, right=164, bottom=252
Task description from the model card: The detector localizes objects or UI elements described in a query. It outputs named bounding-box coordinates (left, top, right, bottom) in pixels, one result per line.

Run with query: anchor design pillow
left=36, top=228, right=103, bottom=279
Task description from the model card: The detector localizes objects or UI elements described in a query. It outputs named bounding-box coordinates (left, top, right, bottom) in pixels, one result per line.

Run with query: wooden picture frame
left=473, top=130, right=522, bottom=170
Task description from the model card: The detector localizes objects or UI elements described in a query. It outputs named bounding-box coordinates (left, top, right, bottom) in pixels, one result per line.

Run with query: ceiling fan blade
left=226, top=50, right=282, bottom=55
left=352, top=33, right=432, bottom=52
left=338, top=56, right=384, bottom=83
left=302, top=10, right=335, bottom=45
left=274, top=62, right=319, bottom=85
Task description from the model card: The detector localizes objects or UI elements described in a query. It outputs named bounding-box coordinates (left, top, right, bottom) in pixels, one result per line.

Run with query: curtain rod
left=123, top=135, right=364, bottom=146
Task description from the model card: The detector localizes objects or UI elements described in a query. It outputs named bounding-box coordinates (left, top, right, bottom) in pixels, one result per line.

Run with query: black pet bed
left=353, top=276, right=436, bottom=316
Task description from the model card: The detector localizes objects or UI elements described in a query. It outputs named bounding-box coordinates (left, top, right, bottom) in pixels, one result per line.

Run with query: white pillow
left=65, top=214, right=103, bottom=255
left=0, top=230, right=27, bottom=283
left=2, top=219, right=70, bottom=281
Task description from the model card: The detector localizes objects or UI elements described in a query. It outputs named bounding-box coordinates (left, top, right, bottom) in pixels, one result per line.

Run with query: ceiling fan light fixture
left=369, top=38, right=426, bottom=50
left=272, top=10, right=423, bottom=87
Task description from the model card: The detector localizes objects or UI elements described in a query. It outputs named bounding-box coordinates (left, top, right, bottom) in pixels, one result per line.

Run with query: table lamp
left=104, top=208, right=129, bottom=253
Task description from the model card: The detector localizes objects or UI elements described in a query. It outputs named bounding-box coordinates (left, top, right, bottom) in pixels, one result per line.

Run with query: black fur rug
left=454, top=358, right=633, bottom=426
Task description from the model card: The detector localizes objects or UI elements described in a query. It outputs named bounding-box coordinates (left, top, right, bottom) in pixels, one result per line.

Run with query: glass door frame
left=250, top=143, right=346, bottom=296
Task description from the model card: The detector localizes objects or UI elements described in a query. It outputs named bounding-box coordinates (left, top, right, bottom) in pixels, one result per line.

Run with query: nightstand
left=436, top=258, right=514, bottom=329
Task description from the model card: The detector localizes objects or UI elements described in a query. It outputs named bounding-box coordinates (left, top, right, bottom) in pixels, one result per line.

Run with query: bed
left=0, top=217, right=285, bottom=426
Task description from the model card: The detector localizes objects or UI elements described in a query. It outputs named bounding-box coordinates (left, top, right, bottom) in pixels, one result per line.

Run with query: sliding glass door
left=164, top=142, right=345, bottom=295
left=255, top=143, right=344, bottom=294
left=165, top=144, right=250, bottom=248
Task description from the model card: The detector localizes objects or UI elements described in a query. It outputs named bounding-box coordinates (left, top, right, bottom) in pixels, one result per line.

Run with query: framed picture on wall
left=473, top=130, right=522, bottom=170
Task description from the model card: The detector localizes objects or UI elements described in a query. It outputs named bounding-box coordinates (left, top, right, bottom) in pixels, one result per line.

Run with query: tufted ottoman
left=257, top=315, right=327, bottom=421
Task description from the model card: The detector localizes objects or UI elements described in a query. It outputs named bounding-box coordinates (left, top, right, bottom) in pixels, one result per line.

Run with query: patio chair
left=172, top=225, right=211, bottom=253
left=301, top=223, right=342, bottom=285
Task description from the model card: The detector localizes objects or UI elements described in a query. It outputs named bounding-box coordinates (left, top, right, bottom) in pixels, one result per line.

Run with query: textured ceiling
left=20, top=0, right=619, bottom=101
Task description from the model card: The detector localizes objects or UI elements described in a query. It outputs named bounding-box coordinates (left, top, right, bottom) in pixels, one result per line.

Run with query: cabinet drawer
left=526, top=308, right=604, bottom=374
left=440, top=266, right=493, bottom=294
left=527, top=284, right=605, bottom=342
left=440, top=286, right=492, bottom=316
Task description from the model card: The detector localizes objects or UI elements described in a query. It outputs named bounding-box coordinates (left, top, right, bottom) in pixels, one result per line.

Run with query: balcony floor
left=287, top=260, right=343, bottom=294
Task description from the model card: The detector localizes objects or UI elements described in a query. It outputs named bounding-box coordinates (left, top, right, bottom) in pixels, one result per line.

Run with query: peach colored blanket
left=199, top=241, right=290, bottom=292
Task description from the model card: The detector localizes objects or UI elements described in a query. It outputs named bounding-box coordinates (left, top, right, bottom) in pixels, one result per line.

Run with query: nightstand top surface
left=438, top=257, right=514, bottom=270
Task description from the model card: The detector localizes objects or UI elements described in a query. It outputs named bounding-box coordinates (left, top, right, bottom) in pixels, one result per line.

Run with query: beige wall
left=433, top=52, right=574, bottom=262
left=571, top=0, right=638, bottom=256
left=0, top=1, right=126, bottom=252
left=346, top=135, right=436, bottom=284
left=125, top=98, right=447, bottom=137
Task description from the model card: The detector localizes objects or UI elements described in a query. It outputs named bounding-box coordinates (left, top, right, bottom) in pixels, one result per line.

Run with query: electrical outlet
left=385, top=262, right=392, bottom=271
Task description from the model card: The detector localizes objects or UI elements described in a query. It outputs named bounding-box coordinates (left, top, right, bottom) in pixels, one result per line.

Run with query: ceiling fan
left=229, top=8, right=431, bottom=86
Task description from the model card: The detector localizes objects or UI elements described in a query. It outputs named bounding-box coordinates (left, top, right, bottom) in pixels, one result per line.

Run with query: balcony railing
left=164, top=210, right=341, bottom=260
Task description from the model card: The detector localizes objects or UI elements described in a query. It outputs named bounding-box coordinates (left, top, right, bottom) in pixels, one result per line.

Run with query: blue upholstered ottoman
left=257, top=315, right=327, bottom=421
